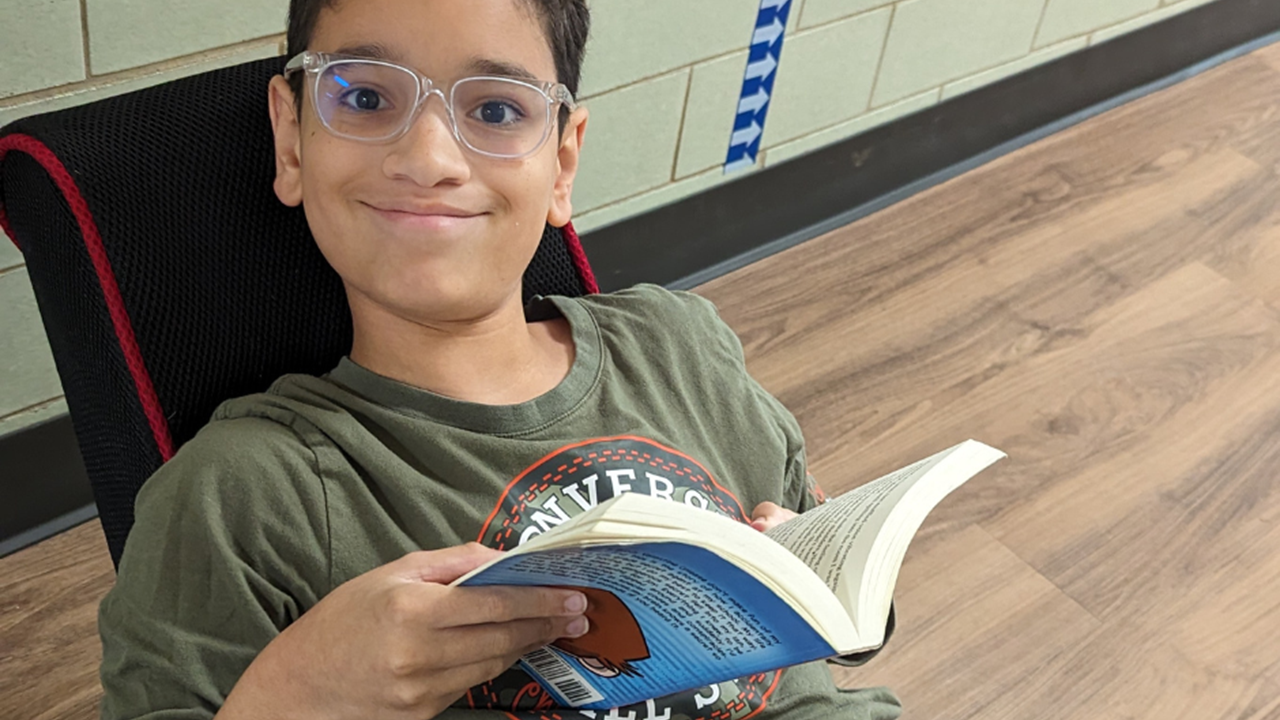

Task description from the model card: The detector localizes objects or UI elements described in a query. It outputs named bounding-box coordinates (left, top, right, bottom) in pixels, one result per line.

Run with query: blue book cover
left=460, top=541, right=837, bottom=709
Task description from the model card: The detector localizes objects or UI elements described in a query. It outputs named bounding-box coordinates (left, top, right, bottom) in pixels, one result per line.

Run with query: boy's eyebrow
left=463, top=57, right=540, bottom=82
left=333, top=42, right=401, bottom=60
left=329, top=45, right=541, bottom=83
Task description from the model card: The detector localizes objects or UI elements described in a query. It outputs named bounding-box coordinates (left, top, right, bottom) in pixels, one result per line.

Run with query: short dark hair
left=285, top=0, right=590, bottom=131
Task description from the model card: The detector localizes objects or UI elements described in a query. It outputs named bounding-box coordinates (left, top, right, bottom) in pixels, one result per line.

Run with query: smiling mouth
left=363, top=202, right=484, bottom=231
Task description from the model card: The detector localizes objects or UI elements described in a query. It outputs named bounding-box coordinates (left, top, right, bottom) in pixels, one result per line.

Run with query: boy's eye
left=470, top=100, right=526, bottom=126
left=339, top=87, right=389, bottom=111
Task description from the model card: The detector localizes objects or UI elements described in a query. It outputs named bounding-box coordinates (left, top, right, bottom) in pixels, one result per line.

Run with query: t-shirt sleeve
left=759, top=386, right=826, bottom=515
left=98, top=415, right=331, bottom=720
left=663, top=286, right=827, bottom=515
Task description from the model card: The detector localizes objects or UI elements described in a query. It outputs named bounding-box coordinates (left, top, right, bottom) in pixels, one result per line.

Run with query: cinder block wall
left=0, top=0, right=1217, bottom=437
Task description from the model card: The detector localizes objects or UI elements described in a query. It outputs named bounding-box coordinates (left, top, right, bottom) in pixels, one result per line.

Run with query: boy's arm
left=98, top=417, right=332, bottom=719
left=99, top=417, right=589, bottom=720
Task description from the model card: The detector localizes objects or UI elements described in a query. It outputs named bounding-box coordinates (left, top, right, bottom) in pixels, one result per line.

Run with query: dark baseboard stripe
left=580, top=0, right=1280, bottom=291
left=3, top=0, right=1279, bottom=556
left=0, top=412, right=96, bottom=558
left=0, top=504, right=97, bottom=558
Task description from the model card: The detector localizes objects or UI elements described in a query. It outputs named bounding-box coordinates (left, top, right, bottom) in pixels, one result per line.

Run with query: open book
left=454, top=439, right=1006, bottom=709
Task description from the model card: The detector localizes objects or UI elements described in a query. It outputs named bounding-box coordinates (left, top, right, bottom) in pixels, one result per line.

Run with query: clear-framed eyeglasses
left=282, top=51, right=578, bottom=160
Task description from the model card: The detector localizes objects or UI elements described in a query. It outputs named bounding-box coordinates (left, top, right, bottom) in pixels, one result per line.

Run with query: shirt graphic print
left=456, top=435, right=789, bottom=720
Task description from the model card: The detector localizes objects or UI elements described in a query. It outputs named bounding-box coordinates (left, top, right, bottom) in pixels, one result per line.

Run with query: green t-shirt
left=98, top=284, right=901, bottom=720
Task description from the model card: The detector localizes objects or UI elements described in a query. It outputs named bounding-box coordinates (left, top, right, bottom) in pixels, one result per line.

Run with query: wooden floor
left=7, top=41, right=1280, bottom=720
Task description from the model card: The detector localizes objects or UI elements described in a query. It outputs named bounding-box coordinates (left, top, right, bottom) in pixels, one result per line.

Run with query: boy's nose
left=382, top=95, right=472, bottom=186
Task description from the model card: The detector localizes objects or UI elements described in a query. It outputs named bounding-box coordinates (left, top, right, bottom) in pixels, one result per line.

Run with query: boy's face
left=268, top=0, right=588, bottom=324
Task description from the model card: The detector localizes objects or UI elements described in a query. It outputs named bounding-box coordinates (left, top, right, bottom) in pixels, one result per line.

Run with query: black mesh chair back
left=0, top=56, right=598, bottom=567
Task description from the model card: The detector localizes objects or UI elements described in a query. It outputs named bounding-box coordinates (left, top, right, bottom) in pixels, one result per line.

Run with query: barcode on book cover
left=521, top=647, right=605, bottom=707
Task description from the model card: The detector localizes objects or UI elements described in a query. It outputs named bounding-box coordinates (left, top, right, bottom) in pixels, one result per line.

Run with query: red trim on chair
left=0, top=133, right=176, bottom=461
left=562, top=221, right=599, bottom=294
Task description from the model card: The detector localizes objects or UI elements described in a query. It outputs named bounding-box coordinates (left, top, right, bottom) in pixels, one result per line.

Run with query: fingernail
left=566, top=617, right=589, bottom=637
left=565, top=593, right=588, bottom=614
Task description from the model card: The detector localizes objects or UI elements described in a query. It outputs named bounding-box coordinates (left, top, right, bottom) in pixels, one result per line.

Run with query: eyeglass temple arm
left=283, top=52, right=309, bottom=76
left=555, top=85, right=578, bottom=111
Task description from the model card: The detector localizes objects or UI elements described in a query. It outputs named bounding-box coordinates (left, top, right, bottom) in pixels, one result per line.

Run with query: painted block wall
left=0, top=0, right=1219, bottom=436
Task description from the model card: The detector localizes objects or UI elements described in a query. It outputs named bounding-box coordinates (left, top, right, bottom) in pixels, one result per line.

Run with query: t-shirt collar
left=325, top=295, right=603, bottom=435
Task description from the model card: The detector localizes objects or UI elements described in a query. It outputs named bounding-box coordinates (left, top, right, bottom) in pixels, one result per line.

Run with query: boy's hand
left=750, top=501, right=799, bottom=532
left=218, top=543, right=589, bottom=720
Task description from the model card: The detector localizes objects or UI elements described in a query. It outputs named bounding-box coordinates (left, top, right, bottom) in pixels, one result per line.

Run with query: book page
left=454, top=492, right=860, bottom=645
left=765, top=441, right=1005, bottom=635
left=764, top=454, right=936, bottom=595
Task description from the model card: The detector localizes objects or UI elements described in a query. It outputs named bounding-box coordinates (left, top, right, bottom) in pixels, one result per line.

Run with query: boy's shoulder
left=138, top=374, right=350, bottom=506
left=149, top=403, right=318, bottom=487
left=564, top=283, right=752, bottom=384
left=576, top=281, right=715, bottom=310
left=571, top=283, right=728, bottom=338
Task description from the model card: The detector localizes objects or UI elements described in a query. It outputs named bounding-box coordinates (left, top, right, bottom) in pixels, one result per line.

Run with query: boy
left=97, top=1, right=902, bottom=718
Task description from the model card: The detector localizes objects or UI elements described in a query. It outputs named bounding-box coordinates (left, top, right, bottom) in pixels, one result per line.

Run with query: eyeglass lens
left=315, top=60, right=552, bottom=156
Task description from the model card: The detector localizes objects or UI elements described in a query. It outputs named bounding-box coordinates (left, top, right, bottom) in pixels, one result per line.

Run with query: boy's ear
left=268, top=75, right=304, bottom=208
left=547, top=106, right=588, bottom=229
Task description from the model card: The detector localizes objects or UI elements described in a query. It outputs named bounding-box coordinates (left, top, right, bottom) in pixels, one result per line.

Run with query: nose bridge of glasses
left=413, top=79, right=447, bottom=110
left=407, top=81, right=457, bottom=130
left=395, top=81, right=465, bottom=152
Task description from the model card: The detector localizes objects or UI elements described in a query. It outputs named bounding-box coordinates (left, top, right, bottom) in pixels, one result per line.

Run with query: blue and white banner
left=724, top=0, right=793, bottom=174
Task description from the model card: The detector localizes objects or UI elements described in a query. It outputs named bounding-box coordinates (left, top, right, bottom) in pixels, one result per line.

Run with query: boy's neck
left=346, top=290, right=576, bottom=406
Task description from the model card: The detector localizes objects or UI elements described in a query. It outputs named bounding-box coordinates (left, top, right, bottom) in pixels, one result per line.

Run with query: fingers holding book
left=749, top=502, right=799, bottom=532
